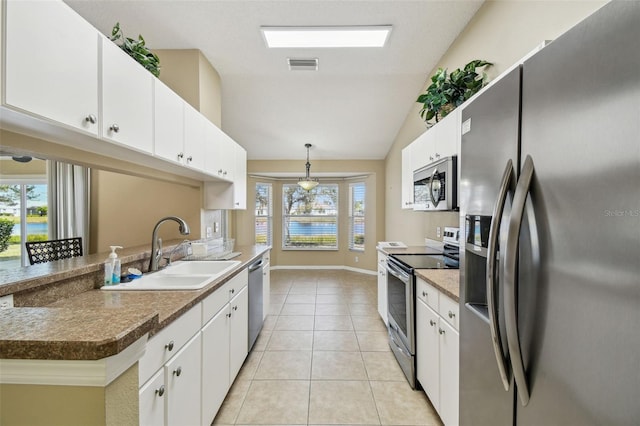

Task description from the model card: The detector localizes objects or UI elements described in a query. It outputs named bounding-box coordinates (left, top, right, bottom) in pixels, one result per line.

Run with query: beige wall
left=0, top=157, right=46, bottom=175
left=384, top=1, right=606, bottom=244
left=154, top=49, right=222, bottom=127
left=235, top=159, right=385, bottom=272
left=90, top=169, right=202, bottom=253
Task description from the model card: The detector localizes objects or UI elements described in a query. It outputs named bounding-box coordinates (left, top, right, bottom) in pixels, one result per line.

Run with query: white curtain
left=47, top=160, right=90, bottom=253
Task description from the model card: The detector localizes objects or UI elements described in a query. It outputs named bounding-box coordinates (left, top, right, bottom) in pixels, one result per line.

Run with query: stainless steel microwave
left=413, top=156, right=458, bottom=211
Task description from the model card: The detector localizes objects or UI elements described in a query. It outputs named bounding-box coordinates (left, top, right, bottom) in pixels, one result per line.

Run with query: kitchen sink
left=101, top=260, right=241, bottom=291
left=161, top=260, right=240, bottom=276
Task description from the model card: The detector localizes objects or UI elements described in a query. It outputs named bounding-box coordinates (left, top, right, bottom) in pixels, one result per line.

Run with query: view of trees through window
left=283, top=184, right=338, bottom=249
left=349, top=182, right=365, bottom=251
left=255, top=183, right=273, bottom=246
left=0, top=183, right=48, bottom=268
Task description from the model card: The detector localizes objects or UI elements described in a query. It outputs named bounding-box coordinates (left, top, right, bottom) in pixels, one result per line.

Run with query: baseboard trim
left=270, top=265, right=376, bottom=276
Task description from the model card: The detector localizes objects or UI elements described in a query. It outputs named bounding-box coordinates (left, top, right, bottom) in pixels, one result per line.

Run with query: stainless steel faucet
left=149, top=216, right=190, bottom=272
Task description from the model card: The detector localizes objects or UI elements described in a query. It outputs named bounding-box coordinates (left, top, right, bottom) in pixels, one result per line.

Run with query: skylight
left=260, top=26, right=392, bottom=48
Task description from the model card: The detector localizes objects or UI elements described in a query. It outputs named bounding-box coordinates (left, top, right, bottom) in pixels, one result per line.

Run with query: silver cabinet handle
left=235, top=202, right=240, bottom=206
left=487, top=159, right=515, bottom=391
left=223, top=171, right=228, bottom=176
left=435, top=153, right=441, bottom=159
left=448, top=311, right=456, bottom=319
left=230, top=288, right=235, bottom=294
left=177, top=152, right=184, bottom=160
left=187, top=156, right=193, bottom=163
left=218, top=169, right=223, bottom=175
left=85, top=114, right=97, bottom=124
left=422, top=291, right=428, bottom=297
left=109, top=124, right=120, bottom=133
left=173, top=366, right=182, bottom=377
left=429, top=320, right=436, bottom=326
left=233, top=306, right=238, bottom=311
left=226, top=312, right=232, bottom=318
left=155, top=385, right=165, bottom=397
left=438, top=328, right=445, bottom=335
left=504, top=155, right=535, bottom=407
left=165, top=340, right=174, bottom=351
left=429, top=155, right=434, bottom=161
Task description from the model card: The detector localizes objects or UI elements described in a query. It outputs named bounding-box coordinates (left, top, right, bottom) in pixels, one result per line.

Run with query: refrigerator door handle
left=487, top=159, right=514, bottom=391
left=504, top=155, right=534, bottom=407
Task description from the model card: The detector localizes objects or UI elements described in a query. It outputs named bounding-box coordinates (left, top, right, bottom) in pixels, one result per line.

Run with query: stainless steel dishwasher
left=247, top=258, right=264, bottom=350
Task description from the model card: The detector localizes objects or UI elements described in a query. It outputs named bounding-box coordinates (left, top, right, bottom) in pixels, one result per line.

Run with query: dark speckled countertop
left=0, top=245, right=270, bottom=360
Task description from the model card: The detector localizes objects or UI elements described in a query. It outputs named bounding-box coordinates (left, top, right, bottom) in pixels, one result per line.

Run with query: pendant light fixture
left=298, top=143, right=319, bottom=191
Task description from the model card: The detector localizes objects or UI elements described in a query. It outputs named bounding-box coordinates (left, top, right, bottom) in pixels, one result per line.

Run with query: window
left=349, top=182, right=365, bottom=251
left=0, top=181, right=48, bottom=268
left=282, top=184, right=338, bottom=250
left=255, top=183, right=273, bottom=246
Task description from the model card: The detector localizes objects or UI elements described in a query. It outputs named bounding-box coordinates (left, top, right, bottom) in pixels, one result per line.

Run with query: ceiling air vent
left=288, top=58, right=319, bottom=71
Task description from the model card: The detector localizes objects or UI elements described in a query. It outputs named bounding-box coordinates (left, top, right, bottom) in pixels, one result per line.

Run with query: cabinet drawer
left=416, top=277, right=439, bottom=311
left=202, top=269, right=248, bottom=323
left=439, top=294, right=459, bottom=331
left=262, top=250, right=271, bottom=264
left=139, top=303, right=202, bottom=385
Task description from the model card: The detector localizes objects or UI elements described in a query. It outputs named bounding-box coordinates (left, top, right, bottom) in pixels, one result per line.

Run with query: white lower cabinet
left=229, top=286, right=249, bottom=380
left=139, top=369, right=166, bottom=426
left=201, top=306, right=230, bottom=425
left=416, top=278, right=460, bottom=426
left=262, top=251, right=271, bottom=321
left=165, top=333, right=202, bottom=426
left=139, top=267, right=252, bottom=426
left=377, top=251, right=388, bottom=325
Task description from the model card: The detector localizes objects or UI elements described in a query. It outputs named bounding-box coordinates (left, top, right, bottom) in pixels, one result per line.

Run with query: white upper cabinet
left=401, top=144, right=414, bottom=209
left=411, top=109, right=461, bottom=173
left=101, top=37, right=154, bottom=153
left=204, top=122, right=234, bottom=182
left=153, top=79, right=185, bottom=164
left=233, top=145, right=247, bottom=209
left=183, top=103, right=206, bottom=171
left=3, top=0, right=99, bottom=135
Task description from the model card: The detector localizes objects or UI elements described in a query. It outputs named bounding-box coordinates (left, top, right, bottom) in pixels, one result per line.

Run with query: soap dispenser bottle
left=104, top=246, right=123, bottom=285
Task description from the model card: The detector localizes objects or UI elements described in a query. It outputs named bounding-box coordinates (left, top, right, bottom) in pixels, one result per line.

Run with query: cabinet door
left=229, top=286, right=249, bottom=381
left=184, top=103, right=206, bottom=171
left=401, top=145, right=414, bottom=209
left=439, top=320, right=460, bottom=426
left=4, top=0, right=99, bottom=135
left=433, top=108, right=459, bottom=159
left=154, top=80, right=184, bottom=163
left=377, top=252, right=388, bottom=325
left=101, top=37, right=153, bottom=153
left=416, top=299, right=440, bottom=410
left=201, top=306, right=231, bottom=425
left=165, top=333, right=202, bottom=426
left=139, top=369, right=165, bottom=426
left=233, top=144, right=247, bottom=209
left=263, top=261, right=271, bottom=321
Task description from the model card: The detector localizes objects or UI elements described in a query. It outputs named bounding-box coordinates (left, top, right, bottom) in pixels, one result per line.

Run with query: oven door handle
left=386, top=263, right=410, bottom=283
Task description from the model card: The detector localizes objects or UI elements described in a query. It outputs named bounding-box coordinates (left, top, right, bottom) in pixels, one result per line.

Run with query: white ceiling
left=64, top=0, right=483, bottom=161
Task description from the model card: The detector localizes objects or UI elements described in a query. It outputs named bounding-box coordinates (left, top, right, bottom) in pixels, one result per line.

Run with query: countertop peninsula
left=0, top=245, right=270, bottom=360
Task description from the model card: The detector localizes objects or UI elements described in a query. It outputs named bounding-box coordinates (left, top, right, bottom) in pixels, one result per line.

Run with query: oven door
left=386, top=257, right=416, bottom=388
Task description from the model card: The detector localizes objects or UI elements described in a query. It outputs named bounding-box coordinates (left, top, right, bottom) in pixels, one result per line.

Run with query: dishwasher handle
left=248, top=259, right=264, bottom=272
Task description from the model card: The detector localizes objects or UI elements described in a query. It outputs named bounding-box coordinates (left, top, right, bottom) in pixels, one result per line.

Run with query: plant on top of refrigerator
left=417, top=59, right=492, bottom=127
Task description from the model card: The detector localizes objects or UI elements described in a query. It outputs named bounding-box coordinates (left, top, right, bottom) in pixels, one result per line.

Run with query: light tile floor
left=212, top=269, right=442, bottom=426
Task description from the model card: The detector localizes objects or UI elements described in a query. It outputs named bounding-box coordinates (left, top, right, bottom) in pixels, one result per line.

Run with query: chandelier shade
left=298, top=143, right=319, bottom=190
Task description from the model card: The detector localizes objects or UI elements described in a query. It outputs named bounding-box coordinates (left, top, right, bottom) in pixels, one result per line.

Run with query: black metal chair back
left=25, top=237, right=83, bottom=265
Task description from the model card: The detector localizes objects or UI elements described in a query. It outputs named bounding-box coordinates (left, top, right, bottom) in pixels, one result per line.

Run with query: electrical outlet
left=0, top=294, right=14, bottom=309
left=206, top=226, right=212, bottom=238
left=214, top=222, right=220, bottom=233
left=436, top=227, right=442, bottom=238
left=355, top=256, right=359, bottom=263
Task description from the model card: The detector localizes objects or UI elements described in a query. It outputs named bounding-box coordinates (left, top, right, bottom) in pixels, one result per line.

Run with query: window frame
left=348, top=182, right=365, bottom=252
left=254, top=182, right=273, bottom=246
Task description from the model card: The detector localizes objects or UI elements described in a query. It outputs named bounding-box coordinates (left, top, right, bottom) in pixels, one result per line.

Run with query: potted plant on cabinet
left=417, top=59, right=492, bottom=126
left=110, top=22, right=160, bottom=77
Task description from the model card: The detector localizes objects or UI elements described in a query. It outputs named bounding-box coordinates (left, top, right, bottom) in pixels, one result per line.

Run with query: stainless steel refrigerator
left=459, top=2, right=640, bottom=425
